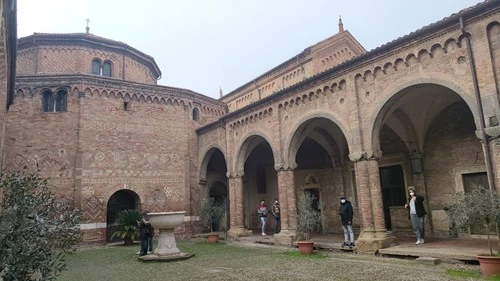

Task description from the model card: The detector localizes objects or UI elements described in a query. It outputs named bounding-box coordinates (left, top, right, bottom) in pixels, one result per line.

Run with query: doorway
left=379, top=165, right=406, bottom=230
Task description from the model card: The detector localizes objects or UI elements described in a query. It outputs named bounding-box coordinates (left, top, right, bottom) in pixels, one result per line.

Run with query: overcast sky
left=17, top=0, right=483, bottom=99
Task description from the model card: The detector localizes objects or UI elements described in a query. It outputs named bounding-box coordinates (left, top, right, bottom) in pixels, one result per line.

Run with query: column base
left=355, top=231, right=396, bottom=253
left=227, top=227, right=253, bottom=240
left=273, top=230, right=296, bottom=247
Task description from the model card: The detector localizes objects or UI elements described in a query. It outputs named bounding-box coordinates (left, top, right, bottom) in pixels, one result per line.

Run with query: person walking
left=257, top=200, right=268, bottom=236
left=339, top=196, right=355, bottom=247
left=404, top=188, right=427, bottom=245
left=271, top=198, right=281, bottom=234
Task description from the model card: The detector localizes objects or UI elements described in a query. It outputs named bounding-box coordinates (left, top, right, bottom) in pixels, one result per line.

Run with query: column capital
left=349, top=150, right=382, bottom=162
left=226, top=171, right=244, bottom=178
left=274, top=162, right=297, bottom=172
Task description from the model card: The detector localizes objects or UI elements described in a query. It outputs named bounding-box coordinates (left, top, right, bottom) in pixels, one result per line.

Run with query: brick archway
left=199, top=145, right=227, bottom=181
left=284, top=112, right=352, bottom=170
left=233, top=130, right=279, bottom=176
left=368, top=80, right=479, bottom=154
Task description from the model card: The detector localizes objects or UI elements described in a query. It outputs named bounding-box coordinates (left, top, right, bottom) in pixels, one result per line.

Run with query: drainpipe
left=459, top=17, right=496, bottom=193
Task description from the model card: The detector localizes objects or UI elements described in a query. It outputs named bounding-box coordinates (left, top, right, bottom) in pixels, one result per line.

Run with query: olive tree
left=0, top=170, right=82, bottom=281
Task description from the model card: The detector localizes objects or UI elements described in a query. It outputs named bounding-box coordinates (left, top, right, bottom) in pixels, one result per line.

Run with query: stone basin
left=148, top=211, right=185, bottom=230
left=138, top=211, right=194, bottom=261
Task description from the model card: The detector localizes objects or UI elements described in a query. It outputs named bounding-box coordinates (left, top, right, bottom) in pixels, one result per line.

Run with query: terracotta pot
left=207, top=233, right=219, bottom=243
left=297, top=241, right=314, bottom=254
left=476, top=255, right=500, bottom=276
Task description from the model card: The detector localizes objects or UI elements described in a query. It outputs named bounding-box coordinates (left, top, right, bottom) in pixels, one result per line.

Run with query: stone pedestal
left=138, top=211, right=194, bottom=262
left=273, top=230, right=297, bottom=246
left=227, top=227, right=252, bottom=240
left=155, top=231, right=181, bottom=255
left=356, top=231, right=396, bottom=253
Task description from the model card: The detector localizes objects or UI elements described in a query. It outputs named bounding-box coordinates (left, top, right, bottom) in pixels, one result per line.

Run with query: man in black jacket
left=339, top=197, right=355, bottom=247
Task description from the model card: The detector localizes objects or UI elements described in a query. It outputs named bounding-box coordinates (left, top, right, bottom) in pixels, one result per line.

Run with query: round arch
left=284, top=111, right=353, bottom=169
left=199, top=145, right=227, bottom=181
left=369, top=79, right=479, bottom=153
left=106, top=189, right=141, bottom=242
left=233, top=130, right=279, bottom=176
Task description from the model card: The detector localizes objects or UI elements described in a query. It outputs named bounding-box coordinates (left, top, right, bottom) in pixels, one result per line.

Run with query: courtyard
left=57, top=240, right=496, bottom=281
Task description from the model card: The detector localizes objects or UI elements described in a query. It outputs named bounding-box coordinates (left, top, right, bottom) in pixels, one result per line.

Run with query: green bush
left=0, top=169, right=82, bottom=281
left=447, top=184, right=500, bottom=256
left=200, top=197, right=224, bottom=233
left=110, top=209, right=141, bottom=245
left=296, top=192, right=324, bottom=241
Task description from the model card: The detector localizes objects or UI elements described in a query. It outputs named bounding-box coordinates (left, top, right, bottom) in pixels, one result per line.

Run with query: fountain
left=138, top=211, right=194, bottom=262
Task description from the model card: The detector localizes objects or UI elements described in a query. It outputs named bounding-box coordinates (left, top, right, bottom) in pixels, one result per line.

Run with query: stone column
left=274, top=168, right=297, bottom=246
left=367, top=158, right=389, bottom=239
left=227, top=174, right=252, bottom=239
left=354, top=160, right=375, bottom=239
left=353, top=154, right=395, bottom=252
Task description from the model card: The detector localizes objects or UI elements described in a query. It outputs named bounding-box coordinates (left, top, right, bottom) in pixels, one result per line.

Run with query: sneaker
left=415, top=240, right=421, bottom=245
left=136, top=251, right=141, bottom=255
left=349, top=242, right=355, bottom=247
left=419, top=239, right=424, bottom=244
left=147, top=251, right=152, bottom=255
left=262, top=232, right=267, bottom=236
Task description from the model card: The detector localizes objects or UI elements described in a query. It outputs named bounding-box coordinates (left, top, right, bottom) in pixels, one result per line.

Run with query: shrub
left=110, top=209, right=141, bottom=245
left=200, top=197, right=224, bottom=233
left=296, top=192, right=324, bottom=241
left=0, top=170, right=82, bottom=281
left=446, top=184, right=500, bottom=256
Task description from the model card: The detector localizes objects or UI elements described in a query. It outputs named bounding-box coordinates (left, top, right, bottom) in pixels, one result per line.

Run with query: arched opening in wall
left=201, top=148, right=228, bottom=232
left=240, top=137, right=277, bottom=234
left=55, top=89, right=67, bottom=112
left=106, top=190, right=141, bottom=242
left=92, top=59, right=101, bottom=75
left=290, top=117, right=350, bottom=234
left=192, top=107, right=199, bottom=121
left=102, top=61, right=112, bottom=77
left=209, top=182, right=228, bottom=232
left=373, top=83, right=484, bottom=237
left=41, top=90, right=53, bottom=112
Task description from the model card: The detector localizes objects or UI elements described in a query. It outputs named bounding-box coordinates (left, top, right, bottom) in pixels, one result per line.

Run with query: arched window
left=42, top=90, right=53, bottom=112
left=102, top=61, right=112, bottom=77
left=192, top=108, right=199, bottom=121
left=92, top=59, right=101, bottom=75
left=55, top=90, right=67, bottom=112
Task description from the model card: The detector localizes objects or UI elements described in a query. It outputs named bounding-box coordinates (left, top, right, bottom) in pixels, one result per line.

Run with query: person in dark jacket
left=138, top=210, right=151, bottom=256
left=271, top=198, right=281, bottom=234
left=404, top=188, right=427, bottom=245
left=339, top=196, right=354, bottom=247
left=145, top=215, right=154, bottom=254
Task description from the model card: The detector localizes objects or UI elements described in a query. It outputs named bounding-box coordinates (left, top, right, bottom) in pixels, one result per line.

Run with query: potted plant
left=296, top=192, right=324, bottom=254
left=200, top=197, right=224, bottom=243
left=110, top=209, right=142, bottom=245
left=446, top=184, right=500, bottom=276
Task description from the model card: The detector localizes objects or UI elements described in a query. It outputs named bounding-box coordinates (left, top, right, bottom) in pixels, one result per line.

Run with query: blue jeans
left=410, top=214, right=425, bottom=240
left=140, top=238, right=148, bottom=256
left=341, top=225, right=354, bottom=243
left=260, top=217, right=267, bottom=233
left=147, top=236, right=153, bottom=252
left=274, top=216, right=281, bottom=234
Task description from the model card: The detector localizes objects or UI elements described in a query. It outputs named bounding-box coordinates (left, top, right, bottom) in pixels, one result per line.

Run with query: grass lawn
left=57, top=240, right=491, bottom=281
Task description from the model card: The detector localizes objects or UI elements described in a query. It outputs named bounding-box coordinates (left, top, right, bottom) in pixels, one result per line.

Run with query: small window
left=92, top=59, right=101, bottom=75
left=55, top=90, right=67, bottom=112
left=123, top=101, right=129, bottom=111
left=192, top=108, right=199, bottom=121
left=102, top=61, right=112, bottom=77
left=42, top=90, right=53, bottom=112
